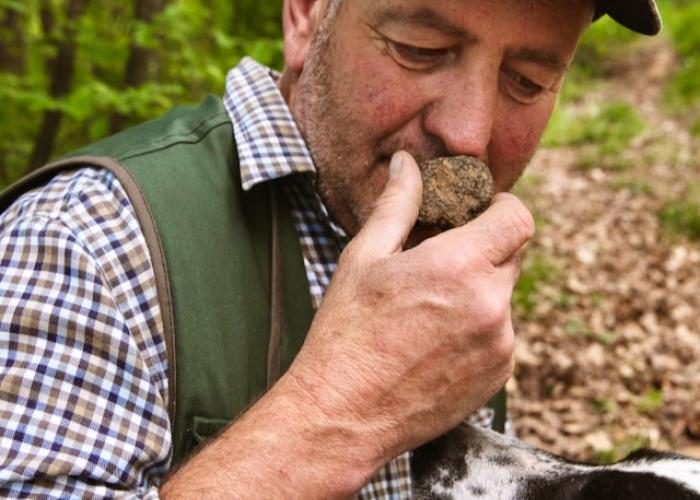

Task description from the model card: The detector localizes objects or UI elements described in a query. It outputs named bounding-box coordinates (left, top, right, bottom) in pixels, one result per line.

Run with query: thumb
left=354, top=151, right=423, bottom=258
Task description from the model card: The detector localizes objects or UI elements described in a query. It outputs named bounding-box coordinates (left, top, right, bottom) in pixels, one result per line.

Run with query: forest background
left=1, top=0, right=699, bottom=461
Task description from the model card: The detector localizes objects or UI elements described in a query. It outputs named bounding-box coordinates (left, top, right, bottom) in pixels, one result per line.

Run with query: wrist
left=267, top=371, right=389, bottom=494
left=162, top=371, right=388, bottom=498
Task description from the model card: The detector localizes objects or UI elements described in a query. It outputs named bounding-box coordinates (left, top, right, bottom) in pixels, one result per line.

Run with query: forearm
left=161, top=156, right=534, bottom=498
left=160, top=373, right=384, bottom=499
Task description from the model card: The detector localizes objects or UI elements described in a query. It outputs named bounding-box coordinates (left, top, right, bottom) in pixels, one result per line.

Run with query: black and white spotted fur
left=412, top=422, right=700, bottom=499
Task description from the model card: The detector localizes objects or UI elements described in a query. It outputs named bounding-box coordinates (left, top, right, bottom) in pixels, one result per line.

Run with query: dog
left=411, top=422, right=700, bottom=499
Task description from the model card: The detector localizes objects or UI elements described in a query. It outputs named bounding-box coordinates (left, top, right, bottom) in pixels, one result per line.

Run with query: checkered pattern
left=224, top=57, right=349, bottom=305
left=225, top=59, right=498, bottom=497
left=225, top=57, right=412, bottom=498
left=0, top=57, right=499, bottom=498
left=224, top=57, right=316, bottom=192
left=0, top=168, right=168, bottom=498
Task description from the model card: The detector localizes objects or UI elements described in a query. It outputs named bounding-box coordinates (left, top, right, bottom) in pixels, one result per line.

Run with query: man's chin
left=405, top=224, right=443, bottom=249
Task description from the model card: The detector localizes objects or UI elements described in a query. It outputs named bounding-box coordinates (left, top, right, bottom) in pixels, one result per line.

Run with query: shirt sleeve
left=0, top=169, right=171, bottom=498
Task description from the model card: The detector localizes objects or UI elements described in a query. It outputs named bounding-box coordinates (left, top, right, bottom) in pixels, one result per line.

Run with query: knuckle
left=495, top=353, right=515, bottom=387
left=475, top=295, right=510, bottom=333
left=446, top=252, right=468, bottom=277
left=337, top=241, right=358, bottom=268
left=449, top=248, right=482, bottom=279
left=489, top=330, right=515, bottom=384
left=509, top=204, right=536, bottom=243
left=426, top=246, right=463, bottom=278
left=493, top=329, right=515, bottom=362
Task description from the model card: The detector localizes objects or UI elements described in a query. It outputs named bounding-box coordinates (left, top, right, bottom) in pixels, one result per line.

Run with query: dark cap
left=594, top=0, right=662, bottom=35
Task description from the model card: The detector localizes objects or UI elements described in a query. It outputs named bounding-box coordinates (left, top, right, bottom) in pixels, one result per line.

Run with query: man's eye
left=502, top=68, right=546, bottom=103
left=388, top=41, right=451, bottom=70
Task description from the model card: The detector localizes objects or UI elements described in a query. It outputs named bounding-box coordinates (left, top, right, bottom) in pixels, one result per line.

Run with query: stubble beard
left=294, top=27, right=376, bottom=236
left=296, top=47, right=449, bottom=236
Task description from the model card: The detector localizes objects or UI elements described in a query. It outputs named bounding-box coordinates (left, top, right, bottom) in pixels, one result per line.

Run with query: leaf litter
left=508, top=38, right=700, bottom=462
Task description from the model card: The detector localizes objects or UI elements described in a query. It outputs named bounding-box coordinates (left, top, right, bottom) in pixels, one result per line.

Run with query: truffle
left=417, top=156, right=494, bottom=229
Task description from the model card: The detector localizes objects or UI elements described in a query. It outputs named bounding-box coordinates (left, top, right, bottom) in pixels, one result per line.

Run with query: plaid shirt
left=227, top=58, right=412, bottom=498
left=0, top=57, right=412, bottom=498
left=0, top=168, right=169, bottom=498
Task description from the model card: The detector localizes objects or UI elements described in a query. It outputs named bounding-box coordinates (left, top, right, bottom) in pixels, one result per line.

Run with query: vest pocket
left=190, top=416, right=232, bottom=447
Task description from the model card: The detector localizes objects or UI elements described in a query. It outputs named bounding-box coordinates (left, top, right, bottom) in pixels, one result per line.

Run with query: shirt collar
left=223, top=57, right=348, bottom=240
left=223, top=57, right=316, bottom=191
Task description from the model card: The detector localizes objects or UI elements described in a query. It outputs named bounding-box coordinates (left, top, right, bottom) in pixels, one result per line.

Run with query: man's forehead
left=367, top=4, right=474, bottom=40
left=362, top=0, right=592, bottom=69
left=365, top=0, right=592, bottom=44
left=366, top=0, right=595, bottom=20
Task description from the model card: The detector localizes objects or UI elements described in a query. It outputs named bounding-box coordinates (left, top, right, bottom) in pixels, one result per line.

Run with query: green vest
left=0, top=95, right=506, bottom=468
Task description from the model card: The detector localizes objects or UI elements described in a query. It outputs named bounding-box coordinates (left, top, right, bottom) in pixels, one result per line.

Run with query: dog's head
left=411, top=423, right=700, bottom=500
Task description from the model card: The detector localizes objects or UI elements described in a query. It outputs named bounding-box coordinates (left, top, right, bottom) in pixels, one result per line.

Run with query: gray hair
left=325, top=0, right=343, bottom=20
left=313, top=0, right=344, bottom=40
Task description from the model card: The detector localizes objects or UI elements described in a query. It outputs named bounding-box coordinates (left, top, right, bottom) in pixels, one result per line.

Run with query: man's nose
left=421, top=71, right=497, bottom=159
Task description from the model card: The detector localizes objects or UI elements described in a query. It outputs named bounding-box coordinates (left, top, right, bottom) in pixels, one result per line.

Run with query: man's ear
left=282, top=0, right=327, bottom=73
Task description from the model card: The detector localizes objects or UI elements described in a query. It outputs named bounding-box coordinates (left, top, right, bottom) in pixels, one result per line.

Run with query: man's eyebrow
left=369, top=6, right=568, bottom=72
left=369, top=6, right=477, bottom=41
left=509, top=47, right=568, bottom=72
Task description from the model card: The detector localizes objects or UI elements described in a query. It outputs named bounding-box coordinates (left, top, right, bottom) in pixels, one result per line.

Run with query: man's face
left=288, top=0, right=593, bottom=236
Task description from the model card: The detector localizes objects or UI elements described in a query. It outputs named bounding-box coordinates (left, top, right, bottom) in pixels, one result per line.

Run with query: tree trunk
left=0, top=6, right=26, bottom=73
left=28, top=0, right=90, bottom=172
left=0, top=4, right=29, bottom=183
left=109, top=0, right=169, bottom=134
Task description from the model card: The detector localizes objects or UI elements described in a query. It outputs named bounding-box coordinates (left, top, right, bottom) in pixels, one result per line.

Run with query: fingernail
left=389, top=152, right=403, bottom=179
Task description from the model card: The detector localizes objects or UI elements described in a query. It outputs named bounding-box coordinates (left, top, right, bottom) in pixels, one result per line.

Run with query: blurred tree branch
left=28, top=0, right=90, bottom=172
left=0, top=0, right=284, bottom=188
left=0, top=5, right=26, bottom=73
left=109, top=0, right=169, bottom=133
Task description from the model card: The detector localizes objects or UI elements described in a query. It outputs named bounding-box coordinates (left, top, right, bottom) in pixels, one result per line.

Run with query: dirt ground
left=508, top=38, right=700, bottom=462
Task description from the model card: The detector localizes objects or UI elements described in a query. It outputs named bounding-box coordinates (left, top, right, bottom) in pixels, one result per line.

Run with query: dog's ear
left=623, top=448, right=686, bottom=462
left=526, top=470, right=699, bottom=500
left=411, top=427, right=471, bottom=493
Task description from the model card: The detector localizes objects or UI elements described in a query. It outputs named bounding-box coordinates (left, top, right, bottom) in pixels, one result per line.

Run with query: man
left=0, top=0, right=660, bottom=498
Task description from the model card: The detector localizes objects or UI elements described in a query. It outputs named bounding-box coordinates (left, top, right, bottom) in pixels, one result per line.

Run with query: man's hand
left=161, top=151, right=534, bottom=499
left=285, top=150, right=535, bottom=462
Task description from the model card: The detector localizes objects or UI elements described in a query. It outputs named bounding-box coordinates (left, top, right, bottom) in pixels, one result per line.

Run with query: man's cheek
left=490, top=113, right=549, bottom=191
left=360, top=78, right=417, bottom=129
left=345, top=56, right=421, bottom=129
left=499, top=108, right=550, bottom=160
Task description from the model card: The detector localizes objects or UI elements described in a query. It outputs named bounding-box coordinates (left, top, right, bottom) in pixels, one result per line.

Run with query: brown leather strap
left=266, top=183, right=284, bottom=389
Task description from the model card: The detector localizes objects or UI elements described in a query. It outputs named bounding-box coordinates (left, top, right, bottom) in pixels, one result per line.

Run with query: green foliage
left=659, top=0, right=700, bottom=110
left=541, top=5, right=700, bottom=169
left=596, top=331, right=616, bottom=345
left=691, top=119, right=700, bottom=138
left=0, top=0, right=284, bottom=189
left=562, top=314, right=617, bottom=344
left=554, top=291, right=578, bottom=309
left=542, top=16, right=648, bottom=161
left=573, top=15, right=639, bottom=80
left=513, top=251, right=560, bottom=317
left=564, top=316, right=592, bottom=338
left=610, top=177, right=655, bottom=196
left=594, top=434, right=652, bottom=464
left=658, top=182, right=700, bottom=241
left=637, top=388, right=664, bottom=413
left=545, top=14, right=640, bottom=112
left=543, top=101, right=645, bottom=170
left=591, top=397, right=617, bottom=415
left=577, top=103, right=644, bottom=152
left=666, top=57, right=700, bottom=109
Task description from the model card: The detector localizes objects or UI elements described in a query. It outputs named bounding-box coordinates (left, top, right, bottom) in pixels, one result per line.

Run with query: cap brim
left=594, top=0, right=662, bottom=35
